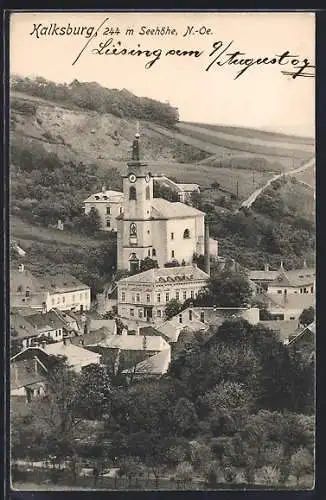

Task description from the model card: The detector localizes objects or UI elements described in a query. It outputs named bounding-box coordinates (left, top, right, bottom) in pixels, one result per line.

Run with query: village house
left=83, top=329, right=171, bottom=378
left=155, top=305, right=260, bottom=342
left=11, top=337, right=102, bottom=373
left=117, top=264, right=209, bottom=323
left=116, top=133, right=218, bottom=271
left=266, top=262, right=315, bottom=297
left=248, top=264, right=280, bottom=291
left=39, top=274, right=91, bottom=313
left=84, top=187, right=123, bottom=232
left=176, top=183, right=201, bottom=203
left=10, top=264, right=47, bottom=312
left=10, top=265, right=91, bottom=313
left=11, top=357, right=48, bottom=403
left=10, top=309, right=67, bottom=350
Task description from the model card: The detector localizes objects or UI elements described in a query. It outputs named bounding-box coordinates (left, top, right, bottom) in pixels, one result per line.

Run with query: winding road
left=240, top=157, right=315, bottom=209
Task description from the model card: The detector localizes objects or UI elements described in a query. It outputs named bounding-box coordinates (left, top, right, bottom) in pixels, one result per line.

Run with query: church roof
left=118, top=265, right=209, bottom=285
left=151, top=198, right=204, bottom=219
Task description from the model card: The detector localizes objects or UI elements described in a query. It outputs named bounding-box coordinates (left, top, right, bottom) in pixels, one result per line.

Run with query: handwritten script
left=30, top=18, right=315, bottom=80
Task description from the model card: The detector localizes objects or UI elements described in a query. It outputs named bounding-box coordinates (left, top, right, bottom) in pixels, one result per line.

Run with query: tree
left=290, top=447, right=314, bottom=487
left=299, top=307, right=315, bottom=327
left=197, top=269, right=252, bottom=307
left=76, top=364, right=112, bottom=420
left=82, top=207, right=102, bottom=234
left=165, top=299, right=183, bottom=320
left=175, top=461, right=193, bottom=489
left=27, top=358, right=84, bottom=467
left=138, top=257, right=158, bottom=273
left=170, top=397, right=199, bottom=437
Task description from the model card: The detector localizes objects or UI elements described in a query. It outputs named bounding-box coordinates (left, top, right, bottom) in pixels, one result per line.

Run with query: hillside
left=11, top=83, right=314, bottom=202
left=9, top=78, right=315, bottom=277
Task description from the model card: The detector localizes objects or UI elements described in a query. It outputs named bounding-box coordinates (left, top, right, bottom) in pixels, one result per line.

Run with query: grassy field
left=147, top=123, right=311, bottom=173
left=146, top=161, right=272, bottom=199
left=183, top=121, right=314, bottom=146
left=10, top=216, right=109, bottom=249
left=176, top=123, right=313, bottom=160
left=295, top=165, right=315, bottom=188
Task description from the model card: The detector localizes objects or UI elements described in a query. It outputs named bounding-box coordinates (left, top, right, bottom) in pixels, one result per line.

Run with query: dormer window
left=95, top=196, right=100, bottom=200
left=17, top=285, right=23, bottom=293
left=183, top=229, right=190, bottom=239
left=25, top=289, right=30, bottom=298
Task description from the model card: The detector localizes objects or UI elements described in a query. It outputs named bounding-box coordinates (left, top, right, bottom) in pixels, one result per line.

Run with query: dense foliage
left=11, top=319, right=314, bottom=488
left=191, top=182, right=315, bottom=270
left=11, top=75, right=179, bottom=128
left=11, top=240, right=116, bottom=299
left=10, top=138, right=122, bottom=228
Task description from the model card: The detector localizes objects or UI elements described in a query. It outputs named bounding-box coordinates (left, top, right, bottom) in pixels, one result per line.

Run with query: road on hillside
left=240, top=157, right=315, bottom=209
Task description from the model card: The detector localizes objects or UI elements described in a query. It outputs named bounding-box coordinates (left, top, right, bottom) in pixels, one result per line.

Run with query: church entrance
left=128, top=253, right=140, bottom=274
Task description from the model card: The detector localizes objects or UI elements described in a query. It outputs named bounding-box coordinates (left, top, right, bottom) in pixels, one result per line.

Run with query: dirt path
left=240, top=157, right=315, bottom=209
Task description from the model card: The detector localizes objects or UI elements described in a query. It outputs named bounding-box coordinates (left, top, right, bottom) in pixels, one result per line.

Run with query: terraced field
left=184, top=121, right=314, bottom=146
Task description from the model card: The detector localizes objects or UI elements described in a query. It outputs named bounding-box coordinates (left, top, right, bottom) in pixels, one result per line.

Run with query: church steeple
left=131, top=122, right=141, bottom=162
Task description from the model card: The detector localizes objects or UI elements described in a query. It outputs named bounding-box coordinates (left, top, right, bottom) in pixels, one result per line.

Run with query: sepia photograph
left=8, top=11, right=315, bottom=491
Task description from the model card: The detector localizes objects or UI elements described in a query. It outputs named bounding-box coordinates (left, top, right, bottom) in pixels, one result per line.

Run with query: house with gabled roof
left=10, top=310, right=66, bottom=350
left=267, top=263, right=315, bottom=296
left=10, top=266, right=91, bottom=314
left=11, top=338, right=101, bottom=373
left=11, top=356, right=48, bottom=403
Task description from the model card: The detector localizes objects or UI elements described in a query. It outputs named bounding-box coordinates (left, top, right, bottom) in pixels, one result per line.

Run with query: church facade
left=116, top=133, right=210, bottom=272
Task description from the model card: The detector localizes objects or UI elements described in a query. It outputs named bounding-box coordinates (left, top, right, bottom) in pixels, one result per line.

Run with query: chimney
left=41, top=340, right=46, bottom=350
left=18, top=264, right=24, bottom=273
left=33, top=356, right=38, bottom=374
left=279, top=261, right=285, bottom=271
left=303, top=259, right=307, bottom=269
left=204, top=220, right=210, bottom=276
left=192, top=262, right=198, bottom=269
left=264, top=263, right=269, bottom=272
left=102, top=185, right=106, bottom=193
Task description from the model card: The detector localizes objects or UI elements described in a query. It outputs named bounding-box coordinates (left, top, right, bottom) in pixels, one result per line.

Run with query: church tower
left=117, top=126, right=154, bottom=272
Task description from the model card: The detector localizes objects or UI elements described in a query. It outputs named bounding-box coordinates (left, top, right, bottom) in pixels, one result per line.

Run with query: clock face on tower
left=129, top=173, right=137, bottom=183
left=145, top=174, right=150, bottom=183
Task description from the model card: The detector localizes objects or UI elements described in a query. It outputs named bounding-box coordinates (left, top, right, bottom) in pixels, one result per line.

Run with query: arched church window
left=129, top=186, right=137, bottom=200
left=146, top=186, right=150, bottom=200
left=130, top=223, right=137, bottom=237
left=183, top=228, right=190, bottom=239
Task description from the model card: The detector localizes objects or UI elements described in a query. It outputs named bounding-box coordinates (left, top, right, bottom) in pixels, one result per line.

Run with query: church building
left=117, top=132, right=215, bottom=272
